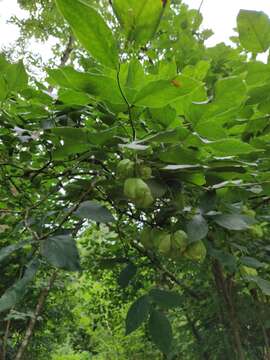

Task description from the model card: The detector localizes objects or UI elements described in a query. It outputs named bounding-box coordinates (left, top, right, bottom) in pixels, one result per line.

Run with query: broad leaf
left=41, top=235, right=81, bottom=271
left=126, top=295, right=150, bottom=335
left=56, top=0, right=119, bottom=69
left=6, top=60, right=28, bottom=91
left=244, top=276, right=270, bottom=296
left=118, top=263, right=137, bottom=288
left=237, top=10, right=270, bottom=53
left=75, top=201, right=115, bottom=223
left=205, top=139, right=255, bottom=156
left=0, top=258, right=39, bottom=312
left=214, top=214, right=256, bottom=231
left=148, top=310, right=172, bottom=354
left=112, top=0, right=168, bottom=45
left=240, top=256, right=265, bottom=269
left=0, top=242, right=28, bottom=263
left=47, top=67, right=124, bottom=104
left=187, top=214, right=208, bottom=242
left=149, top=289, right=182, bottom=309
left=134, top=76, right=200, bottom=108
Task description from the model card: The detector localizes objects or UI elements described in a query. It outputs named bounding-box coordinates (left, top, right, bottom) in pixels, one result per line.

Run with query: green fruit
left=242, top=206, right=256, bottom=218
left=124, top=178, right=153, bottom=208
left=117, top=159, right=135, bottom=179
left=134, top=192, right=154, bottom=208
left=249, top=224, right=264, bottom=238
left=239, top=265, right=258, bottom=277
left=184, top=241, right=206, bottom=262
left=171, top=230, right=188, bottom=254
left=138, top=165, right=152, bottom=180
left=140, top=227, right=153, bottom=249
left=157, top=233, right=171, bottom=255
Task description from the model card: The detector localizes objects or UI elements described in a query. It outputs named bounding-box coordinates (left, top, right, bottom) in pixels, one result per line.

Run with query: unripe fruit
left=171, top=230, right=188, bottom=254
left=156, top=232, right=171, bottom=255
left=184, top=241, right=206, bottom=262
left=116, top=159, right=135, bottom=179
left=138, top=165, right=152, bottom=180
left=249, top=224, right=264, bottom=238
left=242, top=205, right=256, bottom=218
left=124, top=178, right=153, bottom=208
left=140, top=227, right=153, bottom=249
left=239, top=265, right=258, bottom=277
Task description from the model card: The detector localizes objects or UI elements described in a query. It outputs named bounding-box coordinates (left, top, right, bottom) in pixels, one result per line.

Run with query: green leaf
left=159, top=145, right=199, bottom=165
left=197, top=77, right=247, bottom=125
left=126, top=295, right=150, bottom=335
left=149, top=289, right=182, bottom=309
left=118, top=263, right=137, bottom=288
left=47, top=67, right=124, bottom=104
left=75, top=201, right=115, bottom=223
left=148, top=310, right=172, bottom=354
left=58, top=88, right=92, bottom=106
left=214, top=214, right=256, bottom=231
left=0, top=258, right=39, bottom=312
left=56, top=0, right=119, bottom=69
left=245, top=276, right=270, bottom=296
left=0, top=75, right=8, bottom=101
left=6, top=60, right=28, bottom=91
left=41, top=235, right=81, bottom=271
left=187, top=214, right=208, bottom=242
left=134, top=76, right=200, bottom=108
left=0, top=242, right=28, bottom=263
left=112, top=0, right=168, bottom=45
left=237, top=10, right=270, bottom=53
left=240, top=256, right=265, bottom=269
left=205, top=139, right=255, bottom=156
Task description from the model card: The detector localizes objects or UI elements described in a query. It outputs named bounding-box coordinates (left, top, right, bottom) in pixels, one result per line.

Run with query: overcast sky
left=0, top=0, right=270, bottom=61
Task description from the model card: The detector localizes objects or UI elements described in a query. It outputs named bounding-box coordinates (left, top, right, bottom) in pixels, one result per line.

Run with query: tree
left=1, top=1, right=270, bottom=359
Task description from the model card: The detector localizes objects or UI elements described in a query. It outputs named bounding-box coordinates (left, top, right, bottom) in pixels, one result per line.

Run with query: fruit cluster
left=140, top=227, right=206, bottom=262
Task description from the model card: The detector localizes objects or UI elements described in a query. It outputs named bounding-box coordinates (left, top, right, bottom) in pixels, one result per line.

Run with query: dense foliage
left=1, top=1, right=270, bottom=359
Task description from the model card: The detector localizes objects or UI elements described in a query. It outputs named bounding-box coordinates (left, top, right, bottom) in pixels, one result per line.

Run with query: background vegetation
left=1, top=1, right=270, bottom=359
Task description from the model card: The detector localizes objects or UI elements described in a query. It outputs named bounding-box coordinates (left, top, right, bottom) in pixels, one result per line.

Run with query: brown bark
left=60, top=35, right=74, bottom=67
left=14, top=271, right=57, bottom=360
left=212, top=260, right=245, bottom=360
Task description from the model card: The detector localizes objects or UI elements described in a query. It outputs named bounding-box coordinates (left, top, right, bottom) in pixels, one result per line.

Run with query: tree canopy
left=1, top=1, right=270, bottom=359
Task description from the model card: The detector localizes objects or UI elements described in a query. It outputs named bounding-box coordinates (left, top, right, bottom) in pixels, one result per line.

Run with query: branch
left=60, top=35, right=74, bottom=67
left=14, top=271, right=58, bottom=360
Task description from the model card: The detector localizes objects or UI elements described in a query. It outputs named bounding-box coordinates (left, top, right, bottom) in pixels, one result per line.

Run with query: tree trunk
left=212, top=260, right=245, bottom=360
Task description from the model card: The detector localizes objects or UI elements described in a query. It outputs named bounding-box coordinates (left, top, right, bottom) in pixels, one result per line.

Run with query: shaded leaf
left=41, top=235, right=80, bottom=271
left=75, top=201, right=115, bottom=223
left=148, top=310, right=172, bottom=354
left=118, top=263, right=137, bottom=288
left=0, top=258, right=39, bottom=312
left=187, top=214, right=208, bottom=242
left=149, top=289, right=182, bottom=309
left=0, top=242, right=28, bottom=263
left=240, top=256, right=265, bottom=269
left=126, top=295, right=150, bottom=335
left=245, top=276, right=270, bottom=296
left=214, top=214, right=256, bottom=231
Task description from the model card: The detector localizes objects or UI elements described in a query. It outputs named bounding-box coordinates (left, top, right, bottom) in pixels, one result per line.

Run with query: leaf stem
left=116, top=65, right=136, bottom=141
